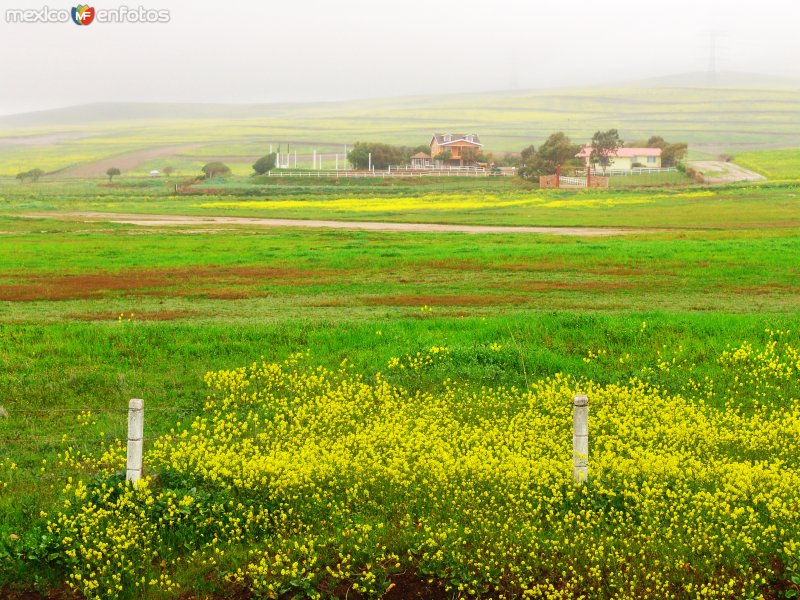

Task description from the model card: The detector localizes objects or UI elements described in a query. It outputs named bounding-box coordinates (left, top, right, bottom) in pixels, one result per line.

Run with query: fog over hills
left=1, top=72, right=798, bottom=130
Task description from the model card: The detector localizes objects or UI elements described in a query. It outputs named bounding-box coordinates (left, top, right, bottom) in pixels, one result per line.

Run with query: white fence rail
left=267, top=170, right=495, bottom=178
left=580, top=167, right=679, bottom=177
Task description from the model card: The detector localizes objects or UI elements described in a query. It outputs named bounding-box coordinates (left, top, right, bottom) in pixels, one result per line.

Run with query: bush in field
left=252, top=153, right=276, bottom=175
left=162, top=165, right=174, bottom=177
left=31, top=332, right=800, bottom=599
left=201, top=162, right=231, bottom=178
left=106, top=167, right=121, bottom=182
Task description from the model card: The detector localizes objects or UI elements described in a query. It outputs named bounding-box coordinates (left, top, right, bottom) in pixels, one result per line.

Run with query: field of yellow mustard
left=13, top=333, right=800, bottom=598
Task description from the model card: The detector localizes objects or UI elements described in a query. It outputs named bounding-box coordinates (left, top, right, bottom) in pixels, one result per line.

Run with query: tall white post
left=336, top=154, right=339, bottom=170
left=573, top=394, right=588, bottom=484
left=126, top=398, right=144, bottom=483
left=368, top=152, right=372, bottom=171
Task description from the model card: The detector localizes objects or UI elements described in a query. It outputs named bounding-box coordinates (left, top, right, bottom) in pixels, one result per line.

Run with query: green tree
left=646, top=136, right=688, bottom=167
left=590, top=129, right=624, bottom=171
left=201, top=162, right=231, bottom=178
left=347, top=142, right=404, bottom=170
left=518, top=132, right=581, bottom=179
left=461, top=147, right=481, bottom=165
left=434, top=149, right=452, bottom=164
left=28, top=168, right=45, bottom=183
left=106, top=167, right=121, bottom=182
left=662, top=143, right=688, bottom=167
left=15, top=171, right=29, bottom=183
left=252, top=153, right=277, bottom=175
left=163, top=166, right=174, bottom=178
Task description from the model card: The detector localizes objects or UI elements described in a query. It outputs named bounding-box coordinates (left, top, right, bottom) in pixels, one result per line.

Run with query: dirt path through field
left=688, top=161, right=767, bottom=184
left=55, top=144, right=202, bottom=177
left=26, top=211, right=652, bottom=236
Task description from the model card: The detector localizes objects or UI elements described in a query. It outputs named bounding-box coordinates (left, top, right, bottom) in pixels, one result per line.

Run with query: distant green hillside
left=1, top=76, right=799, bottom=175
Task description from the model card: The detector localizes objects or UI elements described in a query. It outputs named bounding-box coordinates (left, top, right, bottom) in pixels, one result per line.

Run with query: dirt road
left=26, top=212, right=652, bottom=236
left=56, top=144, right=201, bottom=177
left=688, top=161, right=767, bottom=184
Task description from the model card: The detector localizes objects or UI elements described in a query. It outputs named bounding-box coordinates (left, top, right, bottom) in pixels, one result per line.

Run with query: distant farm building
left=575, top=147, right=662, bottom=170
left=430, top=133, right=482, bottom=166
left=410, top=152, right=432, bottom=168
left=149, top=170, right=161, bottom=177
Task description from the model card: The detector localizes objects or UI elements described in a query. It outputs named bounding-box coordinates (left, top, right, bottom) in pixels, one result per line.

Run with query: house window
left=647, top=156, right=656, bottom=164
left=444, top=134, right=451, bottom=142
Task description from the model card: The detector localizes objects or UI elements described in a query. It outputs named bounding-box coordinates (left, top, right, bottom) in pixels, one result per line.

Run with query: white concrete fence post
left=126, top=398, right=144, bottom=483
left=573, top=394, right=588, bottom=484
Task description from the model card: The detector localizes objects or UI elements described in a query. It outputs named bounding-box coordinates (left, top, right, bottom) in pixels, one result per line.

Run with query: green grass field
left=1, top=172, right=800, bottom=598
left=733, top=148, right=800, bottom=180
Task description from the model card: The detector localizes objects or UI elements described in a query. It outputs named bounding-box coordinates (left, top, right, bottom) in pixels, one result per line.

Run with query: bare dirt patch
left=0, top=265, right=342, bottom=302
left=25, top=212, right=653, bottom=237
left=688, top=161, right=767, bottom=184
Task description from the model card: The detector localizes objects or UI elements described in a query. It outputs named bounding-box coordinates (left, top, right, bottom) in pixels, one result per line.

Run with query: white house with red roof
left=575, top=146, right=661, bottom=170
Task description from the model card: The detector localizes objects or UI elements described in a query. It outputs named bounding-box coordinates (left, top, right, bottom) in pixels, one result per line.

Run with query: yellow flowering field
left=9, top=334, right=800, bottom=599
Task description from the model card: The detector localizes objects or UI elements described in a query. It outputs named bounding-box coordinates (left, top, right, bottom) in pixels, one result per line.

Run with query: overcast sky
left=1, top=0, right=799, bottom=115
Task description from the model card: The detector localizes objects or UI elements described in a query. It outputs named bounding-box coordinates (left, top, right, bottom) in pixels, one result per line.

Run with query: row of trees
left=15, top=168, right=45, bottom=183
left=348, top=142, right=424, bottom=170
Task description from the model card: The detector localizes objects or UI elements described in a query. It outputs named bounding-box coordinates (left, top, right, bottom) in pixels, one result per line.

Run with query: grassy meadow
left=734, top=148, right=800, bottom=180
left=1, top=164, right=800, bottom=598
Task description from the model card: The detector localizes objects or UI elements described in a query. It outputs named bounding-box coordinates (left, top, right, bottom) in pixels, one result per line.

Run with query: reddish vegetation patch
left=498, top=280, right=636, bottom=293
left=422, top=259, right=676, bottom=279
left=0, top=587, right=74, bottom=599
left=730, top=283, right=797, bottom=295
left=382, top=572, right=449, bottom=600
left=318, top=572, right=448, bottom=600
left=363, top=294, right=530, bottom=307
left=0, top=266, right=343, bottom=302
left=422, top=258, right=571, bottom=273
left=309, top=299, right=352, bottom=307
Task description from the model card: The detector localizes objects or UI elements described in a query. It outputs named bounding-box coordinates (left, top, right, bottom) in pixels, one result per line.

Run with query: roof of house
left=411, top=152, right=431, bottom=159
left=431, top=133, right=483, bottom=147
left=576, top=146, right=662, bottom=158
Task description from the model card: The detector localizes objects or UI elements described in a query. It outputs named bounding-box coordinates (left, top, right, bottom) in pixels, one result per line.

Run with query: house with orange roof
left=430, top=133, right=483, bottom=166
